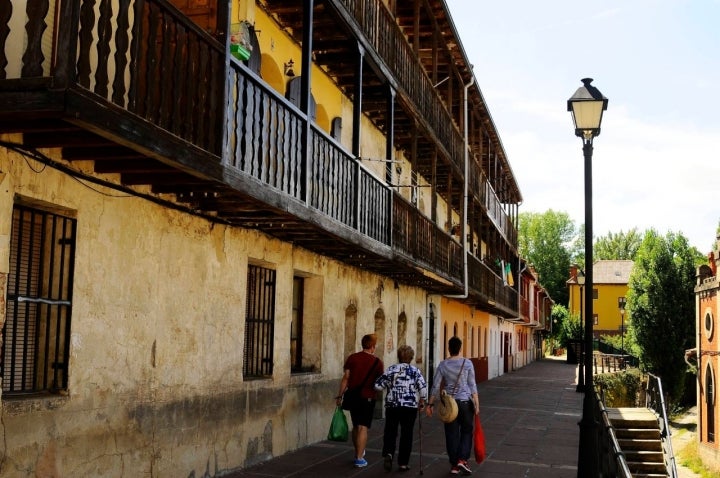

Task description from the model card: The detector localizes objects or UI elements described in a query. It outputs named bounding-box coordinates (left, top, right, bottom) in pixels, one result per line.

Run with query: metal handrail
left=646, top=373, right=679, bottom=478
left=596, top=390, right=633, bottom=477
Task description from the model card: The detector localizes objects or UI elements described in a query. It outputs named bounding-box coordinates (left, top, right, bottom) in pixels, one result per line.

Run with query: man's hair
left=448, top=336, right=462, bottom=355
left=397, top=345, right=415, bottom=363
left=361, top=333, right=378, bottom=350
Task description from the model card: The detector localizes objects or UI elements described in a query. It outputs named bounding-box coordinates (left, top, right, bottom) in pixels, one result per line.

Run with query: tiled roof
left=593, top=260, right=634, bottom=284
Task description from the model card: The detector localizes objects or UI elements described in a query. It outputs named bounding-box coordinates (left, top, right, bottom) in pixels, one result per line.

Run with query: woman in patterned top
left=374, top=345, right=428, bottom=472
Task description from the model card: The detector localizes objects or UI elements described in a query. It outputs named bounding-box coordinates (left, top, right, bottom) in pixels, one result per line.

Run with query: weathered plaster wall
left=0, top=140, right=431, bottom=477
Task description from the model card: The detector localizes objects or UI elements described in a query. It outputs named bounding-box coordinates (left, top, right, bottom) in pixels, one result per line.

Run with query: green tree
left=627, top=230, right=696, bottom=404
left=518, top=210, right=577, bottom=306
left=547, top=304, right=571, bottom=352
left=594, top=228, right=643, bottom=260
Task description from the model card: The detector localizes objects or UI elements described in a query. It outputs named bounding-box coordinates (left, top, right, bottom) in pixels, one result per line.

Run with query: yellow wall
left=569, top=283, right=629, bottom=335
left=439, top=297, right=490, bottom=358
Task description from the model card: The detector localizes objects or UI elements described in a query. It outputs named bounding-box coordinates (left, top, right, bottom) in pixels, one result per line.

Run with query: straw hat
left=437, top=390, right=458, bottom=423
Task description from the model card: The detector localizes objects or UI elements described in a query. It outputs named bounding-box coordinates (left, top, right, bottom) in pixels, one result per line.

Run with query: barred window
left=244, top=264, right=276, bottom=378
left=3, top=203, right=76, bottom=395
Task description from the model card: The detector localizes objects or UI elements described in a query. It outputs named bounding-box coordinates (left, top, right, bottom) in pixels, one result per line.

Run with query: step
left=615, top=428, right=662, bottom=440
left=624, top=450, right=664, bottom=462
left=627, top=459, right=668, bottom=474
left=618, top=437, right=663, bottom=451
left=607, top=407, right=660, bottom=428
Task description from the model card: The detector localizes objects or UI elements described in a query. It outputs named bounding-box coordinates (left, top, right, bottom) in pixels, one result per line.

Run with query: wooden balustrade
left=0, top=0, right=519, bottom=313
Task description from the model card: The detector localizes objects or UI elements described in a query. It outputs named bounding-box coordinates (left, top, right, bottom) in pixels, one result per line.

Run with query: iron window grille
left=3, top=204, right=76, bottom=395
left=243, top=264, right=276, bottom=378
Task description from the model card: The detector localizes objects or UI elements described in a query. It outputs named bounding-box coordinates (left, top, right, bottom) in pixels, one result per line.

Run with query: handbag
left=342, top=357, right=379, bottom=411
left=473, top=413, right=486, bottom=463
left=327, top=406, right=349, bottom=442
left=437, top=390, right=458, bottom=423
left=438, top=359, right=465, bottom=423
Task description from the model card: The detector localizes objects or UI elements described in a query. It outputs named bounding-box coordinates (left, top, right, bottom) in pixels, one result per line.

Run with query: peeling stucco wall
left=0, top=140, right=431, bottom=477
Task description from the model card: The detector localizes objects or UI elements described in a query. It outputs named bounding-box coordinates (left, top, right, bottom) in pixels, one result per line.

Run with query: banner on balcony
left=505, top=263, right=514, bottom=287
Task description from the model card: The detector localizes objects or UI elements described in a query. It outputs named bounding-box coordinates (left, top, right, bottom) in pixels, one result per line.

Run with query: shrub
left=595, top=368, right=643, bottom=407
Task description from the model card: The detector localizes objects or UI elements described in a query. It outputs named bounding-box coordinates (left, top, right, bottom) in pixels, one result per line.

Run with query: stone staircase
left=608, top=407, right=669, bottom=477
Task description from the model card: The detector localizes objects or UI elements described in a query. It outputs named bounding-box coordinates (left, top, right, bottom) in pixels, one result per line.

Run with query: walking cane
left=418, top=406, right=424, bottom=475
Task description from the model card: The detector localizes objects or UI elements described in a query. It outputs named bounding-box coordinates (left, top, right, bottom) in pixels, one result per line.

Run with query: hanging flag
left=505, top=263, right=514, bottom=287
left=500, top=260, right=508, bottom=286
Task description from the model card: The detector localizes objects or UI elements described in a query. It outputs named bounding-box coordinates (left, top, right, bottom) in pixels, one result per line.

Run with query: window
left=3, top=203, right=76, bottom=395
left=707, top=363, right=715, bottom=442
left=244, top=264, right=276, bottom=378
left=705, top=309, right=714, bottom=340
left=290, top=276, right=304, bottom=372
left=290, top=274, right=322, bottom=374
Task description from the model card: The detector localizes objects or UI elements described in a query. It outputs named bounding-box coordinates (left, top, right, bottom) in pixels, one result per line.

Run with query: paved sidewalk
left=227, top=357, right=582, bottom=477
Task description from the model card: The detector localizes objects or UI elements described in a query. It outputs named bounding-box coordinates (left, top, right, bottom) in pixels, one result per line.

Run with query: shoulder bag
left=438, top=359, right=465, bottom=423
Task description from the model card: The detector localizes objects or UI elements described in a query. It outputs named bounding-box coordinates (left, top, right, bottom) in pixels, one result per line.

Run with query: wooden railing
left=393, top=197, right=462, bottom=282
left=59, top=0, right=226, bottom=156
left=338, top=0, right=517, bottom=247
left=468, top=255, right=517, bottom=310
left=224, top=59, right=391, bottom=244
left=1, top=0, right=519, bottom=313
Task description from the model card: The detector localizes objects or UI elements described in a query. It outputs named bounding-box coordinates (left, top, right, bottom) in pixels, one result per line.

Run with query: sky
left=445, top=0, right=720, bottom=253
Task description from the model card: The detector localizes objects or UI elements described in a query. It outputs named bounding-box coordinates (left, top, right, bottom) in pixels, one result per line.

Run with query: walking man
left=336, top=333, right=384, bottom=468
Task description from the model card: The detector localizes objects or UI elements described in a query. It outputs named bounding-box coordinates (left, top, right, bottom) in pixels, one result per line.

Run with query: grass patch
left=675, top=439, right=720, bottom=478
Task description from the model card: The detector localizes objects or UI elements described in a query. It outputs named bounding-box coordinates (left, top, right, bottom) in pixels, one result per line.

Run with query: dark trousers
left=382, top=406, right=418, bottom=466
left=443, top=400, right=474, bottom=465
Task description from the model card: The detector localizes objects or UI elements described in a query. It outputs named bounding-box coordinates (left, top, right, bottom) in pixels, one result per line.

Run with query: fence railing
left=646, top=373, right=679, bottom=478
left=596, top=392, right=634, bottom=477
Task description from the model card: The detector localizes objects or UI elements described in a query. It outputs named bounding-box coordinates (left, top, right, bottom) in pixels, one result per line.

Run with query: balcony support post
left=385, top=85, right=395, bottom=185
left=300, top=0, right=314, bottom=203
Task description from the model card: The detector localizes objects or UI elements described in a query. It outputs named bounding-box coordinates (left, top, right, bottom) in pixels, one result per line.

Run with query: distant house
left=568, top=261, right=632, bottom=339
left=695, top=243, right=720, bottom=469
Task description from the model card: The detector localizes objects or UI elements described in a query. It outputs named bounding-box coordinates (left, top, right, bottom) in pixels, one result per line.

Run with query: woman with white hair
left=374, top=344, right=428, bottom=472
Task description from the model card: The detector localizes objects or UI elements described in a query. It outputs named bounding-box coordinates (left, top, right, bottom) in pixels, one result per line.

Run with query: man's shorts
left=350, top=398, right=376, bottom=428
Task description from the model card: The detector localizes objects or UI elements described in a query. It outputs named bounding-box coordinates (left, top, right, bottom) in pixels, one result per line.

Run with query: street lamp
left=568, top=78, right=608, bottom=478
left=576, top=269, right=585, bottom=392
left=618, top=296, right=627, bottom=366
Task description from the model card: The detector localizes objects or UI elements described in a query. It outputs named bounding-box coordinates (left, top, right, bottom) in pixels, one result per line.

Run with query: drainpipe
left=445, top=75, right=474, bottom=300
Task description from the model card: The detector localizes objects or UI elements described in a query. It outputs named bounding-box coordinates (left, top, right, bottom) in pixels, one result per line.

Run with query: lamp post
left=618, top=296, right=627, bottom=367
left=576, top=269, right=585, bottom=392
left=568, top=78, right=608, bottom=478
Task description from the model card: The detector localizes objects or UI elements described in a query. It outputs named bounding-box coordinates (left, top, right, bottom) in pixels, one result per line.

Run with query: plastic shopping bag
left=327, top=406, right=349, bottom=442
left=474, top=413, right=486, bottom=463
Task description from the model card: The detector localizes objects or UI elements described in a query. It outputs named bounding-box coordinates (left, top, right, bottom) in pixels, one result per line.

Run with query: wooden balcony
left=0, top=0, right=518, bottom=316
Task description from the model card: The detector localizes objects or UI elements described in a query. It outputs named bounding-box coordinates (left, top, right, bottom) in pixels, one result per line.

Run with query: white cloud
left=445, top=0, right=720, bottom=251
